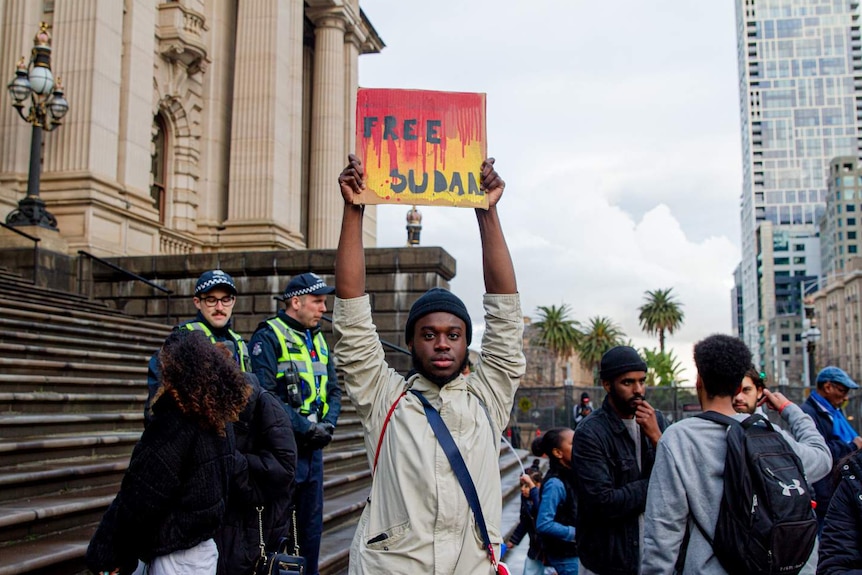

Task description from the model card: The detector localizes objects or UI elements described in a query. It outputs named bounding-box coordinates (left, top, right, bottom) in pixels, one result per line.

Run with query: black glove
left=321, top=422, right=335, bottom=436
left=305, top=422, right=333, bottom=450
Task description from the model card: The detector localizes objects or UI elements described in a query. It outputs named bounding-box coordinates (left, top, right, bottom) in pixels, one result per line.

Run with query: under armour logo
left=779, top=479, right=805, bottom=496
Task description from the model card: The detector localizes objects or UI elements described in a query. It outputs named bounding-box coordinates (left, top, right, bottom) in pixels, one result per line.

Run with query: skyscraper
left=735, top=0, right=861, bottom=376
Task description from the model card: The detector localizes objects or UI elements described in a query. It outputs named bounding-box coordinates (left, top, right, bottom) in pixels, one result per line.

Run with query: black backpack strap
left=695, top=411, right=739, bottom=427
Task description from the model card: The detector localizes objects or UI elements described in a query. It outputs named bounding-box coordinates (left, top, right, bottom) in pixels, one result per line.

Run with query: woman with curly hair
left=86, top=329, right=251, bottom=575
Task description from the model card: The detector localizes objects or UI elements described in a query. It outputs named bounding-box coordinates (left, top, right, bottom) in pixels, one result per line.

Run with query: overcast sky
left=357, top=0, right=743, bottom=383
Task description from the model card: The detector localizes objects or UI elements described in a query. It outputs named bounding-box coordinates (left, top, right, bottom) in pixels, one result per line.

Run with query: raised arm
left=476, top=158, right=517, bottom=295
left=336, top=154, right=367, bottom=299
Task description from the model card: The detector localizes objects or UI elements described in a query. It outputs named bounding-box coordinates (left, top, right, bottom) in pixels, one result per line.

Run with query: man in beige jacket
left=332, top=154, right=525, bottom=574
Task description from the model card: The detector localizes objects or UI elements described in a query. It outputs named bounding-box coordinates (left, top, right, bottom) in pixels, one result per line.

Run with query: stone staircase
left=0, top=269, right=530, bottom=575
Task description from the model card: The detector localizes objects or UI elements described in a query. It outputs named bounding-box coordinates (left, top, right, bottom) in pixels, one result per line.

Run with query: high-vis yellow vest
left=266, top=317, right=331, bottom=417
left=181, top=321, right=251, bottom=372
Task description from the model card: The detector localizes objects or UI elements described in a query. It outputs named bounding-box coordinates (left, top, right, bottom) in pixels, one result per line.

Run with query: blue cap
left=816, top=366, right=859, bottom=389
left=282, top=272, right=335, bottom=299
left=194, top=270, right=237, bottom=296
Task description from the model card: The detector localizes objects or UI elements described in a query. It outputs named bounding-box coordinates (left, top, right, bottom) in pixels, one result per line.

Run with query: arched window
left=150, top=114, right=168, bottom=224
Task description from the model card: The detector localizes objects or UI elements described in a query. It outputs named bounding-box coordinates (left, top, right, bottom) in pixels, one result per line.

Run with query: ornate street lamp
left=5, top=22, right=69, bottom=230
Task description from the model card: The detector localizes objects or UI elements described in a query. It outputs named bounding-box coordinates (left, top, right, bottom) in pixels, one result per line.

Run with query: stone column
left=0, top=0, right=42, bottom=189
left=47, top=0, right=123, bottom=179
left=221, top=0, right=304, bottom=250
left=306, top=11, right=346, bottom=249
left=116, top=0, right=155, bottom=206
left=197, top=0, right=237, bottom=237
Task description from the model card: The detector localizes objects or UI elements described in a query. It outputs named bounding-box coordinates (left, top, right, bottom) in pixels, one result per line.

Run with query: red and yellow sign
left=354, top=88, right=488, bottom=208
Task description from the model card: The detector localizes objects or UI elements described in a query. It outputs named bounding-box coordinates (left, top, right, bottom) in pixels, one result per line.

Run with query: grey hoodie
left=641, top=404, right=831, bottom=575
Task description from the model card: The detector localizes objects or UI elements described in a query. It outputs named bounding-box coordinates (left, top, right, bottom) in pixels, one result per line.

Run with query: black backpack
left=692, top=412, right=817, bottom=575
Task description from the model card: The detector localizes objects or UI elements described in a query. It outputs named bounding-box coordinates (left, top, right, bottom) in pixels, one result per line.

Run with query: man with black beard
left=331, top=154, right=525, bottom=574
left=572, top=346, right=668, bottom=575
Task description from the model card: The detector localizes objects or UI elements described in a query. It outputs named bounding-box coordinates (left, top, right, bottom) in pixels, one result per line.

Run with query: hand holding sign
left=338, top=153, right=366, bottom=204
left=480, top=158, right=505, bottom=208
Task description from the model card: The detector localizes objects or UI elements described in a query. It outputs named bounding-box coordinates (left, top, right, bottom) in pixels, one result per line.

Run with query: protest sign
left=354, top=88, right=488, bottom=208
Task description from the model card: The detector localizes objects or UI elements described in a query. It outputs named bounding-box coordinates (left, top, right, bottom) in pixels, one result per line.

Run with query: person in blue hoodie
left=534, top=427, right=578, bottom=575
left=507, top=469, right=545, bottom=575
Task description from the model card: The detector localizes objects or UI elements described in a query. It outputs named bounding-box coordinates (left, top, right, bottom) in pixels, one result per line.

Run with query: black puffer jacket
left=216, top=382, right=297, bottom=575
left=572, top=396, right=668, bottom=575
left=818, top=449, right=862, bottom=575
left=86, top=395, right=235, bottom=575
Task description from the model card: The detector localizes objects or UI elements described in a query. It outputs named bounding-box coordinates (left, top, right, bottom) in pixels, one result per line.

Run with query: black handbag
left=254, top=507, right=306, bottom=575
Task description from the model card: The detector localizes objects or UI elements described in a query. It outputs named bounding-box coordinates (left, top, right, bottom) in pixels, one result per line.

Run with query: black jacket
left=572, top=396, right=668, bottom=575
left=216, top=384, right=297, bottom=575
left=801, top=395, right=857, bottom=521
left=818, top=449, right=862, bottom=574
left=86, top=395, right=235, bottom=575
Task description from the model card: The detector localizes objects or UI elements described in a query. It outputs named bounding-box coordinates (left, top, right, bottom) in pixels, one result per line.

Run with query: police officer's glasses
left=200, top=295, right=236, bottom=307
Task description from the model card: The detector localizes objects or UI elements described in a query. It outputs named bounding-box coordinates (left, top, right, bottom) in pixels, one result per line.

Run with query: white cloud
left=360, top=0, right=744, bottom=383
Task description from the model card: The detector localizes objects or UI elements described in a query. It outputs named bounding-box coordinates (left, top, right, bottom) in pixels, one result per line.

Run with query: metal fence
left=509, top=385, right=862, bottom=446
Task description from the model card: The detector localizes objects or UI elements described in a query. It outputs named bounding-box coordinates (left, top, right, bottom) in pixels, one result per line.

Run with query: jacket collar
left=277, top=309, right=321, bottom=335
left=600, top=394, right=632, bottom=434
left=190, top=312, right=233, bottom=337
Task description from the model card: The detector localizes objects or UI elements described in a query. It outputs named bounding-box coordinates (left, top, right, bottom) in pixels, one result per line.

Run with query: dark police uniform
left=249, top=274, right=341, bottom=575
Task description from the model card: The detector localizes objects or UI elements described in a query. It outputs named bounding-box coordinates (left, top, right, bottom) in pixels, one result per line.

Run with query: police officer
left=145, top=269, right=251, bottom=422
left=249, top=272, right=342, bottom=575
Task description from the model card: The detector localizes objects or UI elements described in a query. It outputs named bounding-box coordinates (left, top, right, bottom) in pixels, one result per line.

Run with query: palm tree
left=638, top=288, right=685, bottom=353
left=532, top=304, right=582, bottom=385
left=577, top=316, right=625, bottom=384
left=642, top=347, right=687, bottom=387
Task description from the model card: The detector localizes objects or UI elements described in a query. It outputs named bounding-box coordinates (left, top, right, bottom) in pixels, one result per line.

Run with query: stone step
left=0, top=432, right=142, bottom=469
left=0, top=392, right=146, bottom=416
left=0, top=484, right=118, bottom=544
left=0, top=279, right=129, bottom=318
left=0, top=321, right=163, bottom=356
left=0, top=374, right=145, bottom=395
left=0, top=342, right=152, bottom=368
left=0, top=298, right=171, bottom=338
left=0, top=455, right=130, bottom=503
left=0, top=413, right=145, bottom=440
left=0, top=524, right=92, bottom=575
left=0, top=357, right=146, bottom=379
left=0, top=315, right=167, bottom=349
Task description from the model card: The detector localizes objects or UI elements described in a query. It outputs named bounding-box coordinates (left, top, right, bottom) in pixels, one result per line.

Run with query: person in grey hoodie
left=641, top=334, right=832, bottom=575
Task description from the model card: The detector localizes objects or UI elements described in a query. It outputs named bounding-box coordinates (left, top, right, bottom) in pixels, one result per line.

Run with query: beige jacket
left=332, top=294, right=525, bottom=575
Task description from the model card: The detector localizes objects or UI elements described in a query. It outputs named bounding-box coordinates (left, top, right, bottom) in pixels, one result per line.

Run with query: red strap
left=372, top=390, right=407, bottom=474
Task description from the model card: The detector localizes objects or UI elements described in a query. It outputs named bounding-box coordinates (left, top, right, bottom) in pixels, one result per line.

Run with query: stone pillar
left=221, top=0, right=304, bottom=250
left=196, top=0, right=237, bottom=238
left=116, top=0, right=155, bottom=207
left=0, top=0, right=42, bottom=195
left=306, top=11, right=346, bottom=249
left=46, top=0, right=123, bottom=179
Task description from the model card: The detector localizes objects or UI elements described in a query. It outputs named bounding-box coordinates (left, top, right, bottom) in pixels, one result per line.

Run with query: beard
left=411, top=347, right=469, bottom=388
left=608, top=385, right=643, bottom=417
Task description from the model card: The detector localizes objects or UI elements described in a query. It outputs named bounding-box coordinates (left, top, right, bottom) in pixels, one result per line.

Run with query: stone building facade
left=811, top=257, right=862, bottom=382
left=0, top=0, right=383, bottom=256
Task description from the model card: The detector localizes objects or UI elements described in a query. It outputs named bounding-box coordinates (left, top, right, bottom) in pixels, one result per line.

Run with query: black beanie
left=600, top=346, right=647, bottom=382
left=405, top=288, right=472, bottom=346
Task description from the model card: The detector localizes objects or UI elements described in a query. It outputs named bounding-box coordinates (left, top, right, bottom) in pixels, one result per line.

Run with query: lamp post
left=5, top=22, right=69, bottom=230
left=801, top=325, right=821, bottom=388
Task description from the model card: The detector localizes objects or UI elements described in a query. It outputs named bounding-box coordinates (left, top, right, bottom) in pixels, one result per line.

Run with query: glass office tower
left=735, top=0, right=861, bottom=369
